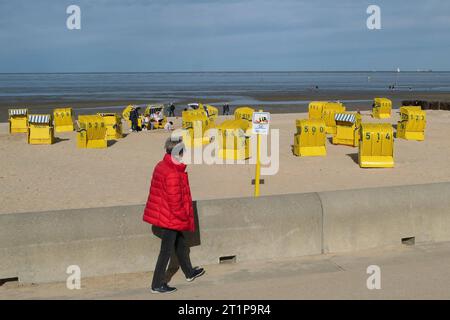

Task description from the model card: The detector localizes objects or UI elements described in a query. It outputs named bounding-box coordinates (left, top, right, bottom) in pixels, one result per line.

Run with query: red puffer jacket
left=143, top=154, right=195, bottom=232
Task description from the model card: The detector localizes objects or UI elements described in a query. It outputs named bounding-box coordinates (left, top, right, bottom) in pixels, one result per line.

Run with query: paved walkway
left=2, top=241, right=450, bottom=299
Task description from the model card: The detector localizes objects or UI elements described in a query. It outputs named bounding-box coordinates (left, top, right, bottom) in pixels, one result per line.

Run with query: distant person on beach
left=223, top=103, right=230, bottom=115
left=128, top=107, right=135, bottom=132
left=143, top=137, right=205, bottom=294
left=129, top=107, right=140, bottom=132
left=146, top=114, right=157, bottom=130
left=164, top=121, right=174, bottom=131
left=143, top=115, right=150, bottom=130
left=169, top=103, right=176, bottom=117
left=154, top=111, right=164, bottom=126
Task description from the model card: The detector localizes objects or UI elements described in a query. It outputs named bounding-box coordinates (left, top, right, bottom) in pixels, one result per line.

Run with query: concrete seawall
left=1, top=182, right=450, bottom=283
left=321, top=182, right=450, bottom=253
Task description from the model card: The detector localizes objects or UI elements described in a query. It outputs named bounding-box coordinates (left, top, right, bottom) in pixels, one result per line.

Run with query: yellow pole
left=254, top=132, right=261, bottom=197
left=254, top=109, right=263, bottom=197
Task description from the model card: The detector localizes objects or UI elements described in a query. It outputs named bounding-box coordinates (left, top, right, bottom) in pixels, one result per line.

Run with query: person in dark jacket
left=169, top=103, right=176, bottom=117
left=143, top=137, right=205, bottom=294
left=129, top=107, right=140, bottom=132
left=223, top=103, right=230, bottom=115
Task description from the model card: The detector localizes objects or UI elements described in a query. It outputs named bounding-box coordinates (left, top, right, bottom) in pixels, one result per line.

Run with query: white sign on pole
left=252, top=112, right=270, bottom=135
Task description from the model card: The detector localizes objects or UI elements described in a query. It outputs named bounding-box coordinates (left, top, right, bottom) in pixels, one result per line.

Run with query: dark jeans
left=169, top=110, right=175, bottom=117
left=152, top=228, right=194, bottom=288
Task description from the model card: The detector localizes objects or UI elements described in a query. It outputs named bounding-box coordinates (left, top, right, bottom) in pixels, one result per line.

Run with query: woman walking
left=143, top=137, right=205, bottom=293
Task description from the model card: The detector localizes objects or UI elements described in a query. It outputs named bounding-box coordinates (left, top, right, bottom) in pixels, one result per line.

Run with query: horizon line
left=0, top=70, right=443, bottom=75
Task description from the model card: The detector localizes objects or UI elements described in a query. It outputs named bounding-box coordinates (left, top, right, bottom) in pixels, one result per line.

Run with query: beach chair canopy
left=28, top=114, right=52, bottom=124
left=335, top=113, right=356, bottom=123
left=98, top=113, right=118, bottom=117
left=188, top=103, right=199, bottom=109
left=146, top=104, right=164, bottom=114
left=9, top=109, right=28, bottom=116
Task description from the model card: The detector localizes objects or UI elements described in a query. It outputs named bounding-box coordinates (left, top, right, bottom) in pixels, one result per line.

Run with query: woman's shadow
left=151, top=201, right=201, bottom=283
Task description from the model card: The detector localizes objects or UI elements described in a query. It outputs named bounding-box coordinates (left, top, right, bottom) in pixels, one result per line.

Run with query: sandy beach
left=1, top=108, right=449, bottom=215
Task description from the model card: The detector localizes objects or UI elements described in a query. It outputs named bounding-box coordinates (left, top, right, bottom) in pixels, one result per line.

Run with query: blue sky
left=1, top=0, right=449, bottom=72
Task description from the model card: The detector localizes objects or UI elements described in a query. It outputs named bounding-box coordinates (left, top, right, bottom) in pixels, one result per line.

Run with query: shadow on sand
left=346, top=153, right=359, bottom=165
left=53, top=137, right=70, bottom=144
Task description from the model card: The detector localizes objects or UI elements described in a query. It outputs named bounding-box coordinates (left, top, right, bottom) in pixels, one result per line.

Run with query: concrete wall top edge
left=0, top=203, right=146, bottom=217
left=3, top=181, right=448, bottom=217
left=318, top=181, right=450, bottom=198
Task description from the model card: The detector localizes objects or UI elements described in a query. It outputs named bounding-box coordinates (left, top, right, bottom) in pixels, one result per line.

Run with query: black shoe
left=186, top=267, right=205, bottom=282
left=151, top=283, right=177, bottom=294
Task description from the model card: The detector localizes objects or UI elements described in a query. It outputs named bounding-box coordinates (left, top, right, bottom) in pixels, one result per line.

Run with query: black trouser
left=131, top=119, right=138, bottom=131
left=169, top=110, right=175, bottom=117
left=152, top=228, right=194, bottom=288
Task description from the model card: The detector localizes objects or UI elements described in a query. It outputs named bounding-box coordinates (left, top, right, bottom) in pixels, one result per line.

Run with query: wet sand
left=1, top=109, right=450, bottom=215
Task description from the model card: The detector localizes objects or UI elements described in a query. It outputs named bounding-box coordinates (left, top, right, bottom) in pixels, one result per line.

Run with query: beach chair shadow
left=151, top=201, right=201, bottom=283
left=346, top=153, right=359, bottom=165
left=54, top=138, right=70, bottom=144
left=107, top=140, right=118, bottom=147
